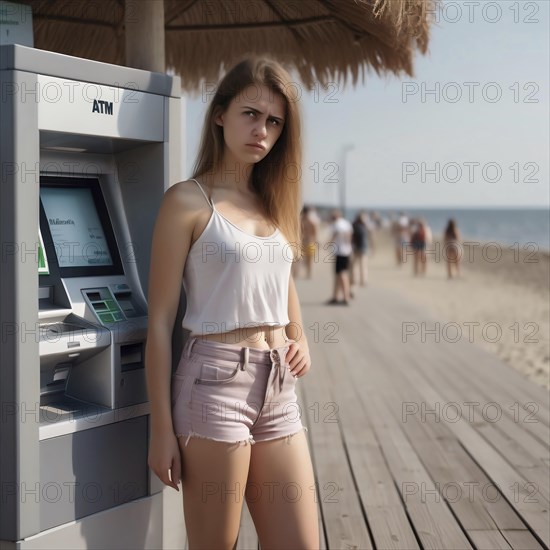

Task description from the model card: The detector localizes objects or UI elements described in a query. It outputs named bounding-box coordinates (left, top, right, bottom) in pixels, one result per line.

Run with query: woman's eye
left=244, top=111, right=281, bottom=127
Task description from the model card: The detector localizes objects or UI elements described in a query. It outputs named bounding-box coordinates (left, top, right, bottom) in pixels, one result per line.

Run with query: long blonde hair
left=191, top=56, right=303, bottom=259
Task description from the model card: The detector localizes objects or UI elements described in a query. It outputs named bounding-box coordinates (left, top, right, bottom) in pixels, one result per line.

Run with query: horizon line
left=307, top=204, right=549, bottom=211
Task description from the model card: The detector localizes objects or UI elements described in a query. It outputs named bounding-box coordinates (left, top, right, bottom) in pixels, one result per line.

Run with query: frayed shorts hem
left=176, top=426, right=308, bottom=448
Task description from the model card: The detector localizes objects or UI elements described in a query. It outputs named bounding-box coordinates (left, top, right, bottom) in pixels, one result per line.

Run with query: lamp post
left=340, top=144, right=354, bottom=219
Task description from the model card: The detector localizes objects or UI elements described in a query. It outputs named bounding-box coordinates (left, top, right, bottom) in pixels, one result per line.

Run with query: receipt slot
left=1, top=45, right=183, bottom=548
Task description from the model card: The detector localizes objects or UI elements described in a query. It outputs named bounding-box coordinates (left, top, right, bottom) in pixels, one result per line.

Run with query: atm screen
left=39, top=176, right=123, bottom=277
left=41, top=186, right=114, bottom=268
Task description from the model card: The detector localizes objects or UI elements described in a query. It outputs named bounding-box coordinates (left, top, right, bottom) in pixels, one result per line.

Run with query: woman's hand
left=148, top=428, right=182, bottom=491
left=285, top=340, right=312, bottom=378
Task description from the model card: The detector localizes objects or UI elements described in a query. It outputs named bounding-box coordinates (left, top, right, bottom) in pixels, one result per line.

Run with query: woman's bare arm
left=145, top=182, right=196, bottom=436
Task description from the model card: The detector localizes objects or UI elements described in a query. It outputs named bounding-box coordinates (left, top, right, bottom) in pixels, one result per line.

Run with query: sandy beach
left=313, top=222, right=550, bottom=391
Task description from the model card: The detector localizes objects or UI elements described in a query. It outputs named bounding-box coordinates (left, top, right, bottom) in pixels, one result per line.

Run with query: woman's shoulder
left=156, top=181, right=212, bottom=236
left=166, top=178, right=200, bottom=194
left=163, top=179, right=207, bottom=207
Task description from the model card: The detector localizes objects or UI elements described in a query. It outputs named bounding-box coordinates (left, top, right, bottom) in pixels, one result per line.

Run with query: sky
left=183, top=0, right=549, bottom=209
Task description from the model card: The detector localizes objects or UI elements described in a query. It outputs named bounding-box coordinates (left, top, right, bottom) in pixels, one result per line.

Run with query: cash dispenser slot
left=121, top=342, right=144, bottom=372
left=39, top=312, right=112, bottom=434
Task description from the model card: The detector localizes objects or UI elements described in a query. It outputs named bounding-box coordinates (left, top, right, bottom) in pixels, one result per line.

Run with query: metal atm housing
left=0, top=45, right=183, bottom=548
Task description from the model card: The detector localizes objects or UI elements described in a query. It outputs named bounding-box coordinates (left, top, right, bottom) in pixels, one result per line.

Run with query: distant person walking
left=423, top=218, right=433, bottom=275
left=410, top=218, right=428, bottom=276
left=293, top=205, right=319, bottom=279
left=349, top=211, right=373, bottom=289
left=443, top=218, right=462, bottom=279
left=326, top=209, right=353, bottom=305
left=370, top=210, right=383, bottom=230
left=392, top=211, right=410, bottom=265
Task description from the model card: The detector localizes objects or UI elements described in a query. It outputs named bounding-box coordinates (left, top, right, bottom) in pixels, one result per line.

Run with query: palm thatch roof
left=12, top=0, right=440, bottom=93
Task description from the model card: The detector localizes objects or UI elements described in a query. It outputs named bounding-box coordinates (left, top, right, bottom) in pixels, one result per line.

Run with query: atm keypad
left=84, top=288, right=127, bottom=325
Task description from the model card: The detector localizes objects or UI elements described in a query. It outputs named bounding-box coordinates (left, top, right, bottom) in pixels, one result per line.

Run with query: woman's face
left=215, top=84, right=286, bottom=167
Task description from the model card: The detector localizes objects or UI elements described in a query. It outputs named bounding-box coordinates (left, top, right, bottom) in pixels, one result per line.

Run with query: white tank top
left=181, top=179, right=292, bottom=337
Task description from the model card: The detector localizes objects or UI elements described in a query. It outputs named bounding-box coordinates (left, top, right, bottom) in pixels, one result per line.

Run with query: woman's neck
left=200, top=170, right=254, bottom=195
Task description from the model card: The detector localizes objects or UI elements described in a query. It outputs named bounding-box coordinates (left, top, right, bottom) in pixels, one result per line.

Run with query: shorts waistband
left=184, top=337, right=292, bottom=366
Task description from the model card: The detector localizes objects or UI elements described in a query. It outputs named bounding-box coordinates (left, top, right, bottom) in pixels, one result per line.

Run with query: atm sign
left=92, top=99, right=113, bottom=115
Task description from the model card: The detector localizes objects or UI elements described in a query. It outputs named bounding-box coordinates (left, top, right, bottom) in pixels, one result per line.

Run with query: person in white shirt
left=326, top=209, right=353, bottom=305
left=391, top=211, right=410, bottom=265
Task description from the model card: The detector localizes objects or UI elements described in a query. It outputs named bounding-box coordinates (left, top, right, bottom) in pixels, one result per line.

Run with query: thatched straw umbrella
left=11, top=0, right=439, bottom=93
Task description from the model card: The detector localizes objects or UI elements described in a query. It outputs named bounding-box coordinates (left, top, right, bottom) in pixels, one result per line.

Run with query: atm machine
left=0, top=44, right=184, bottom=548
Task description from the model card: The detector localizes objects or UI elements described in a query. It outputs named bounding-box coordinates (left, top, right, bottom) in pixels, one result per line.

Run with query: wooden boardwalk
left=167, top=237, right=549, bottom=550
left=290, top=268, right=549, bottom=550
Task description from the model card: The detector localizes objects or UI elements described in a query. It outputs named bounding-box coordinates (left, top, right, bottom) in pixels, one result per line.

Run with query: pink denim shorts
left=171, top=337, right=308, bottom=447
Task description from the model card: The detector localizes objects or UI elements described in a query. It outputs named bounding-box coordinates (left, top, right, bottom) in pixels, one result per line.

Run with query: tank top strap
left=189, top=178, right=214, bottom=209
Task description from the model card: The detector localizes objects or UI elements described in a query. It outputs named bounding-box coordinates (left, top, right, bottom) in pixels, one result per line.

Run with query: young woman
left=350, top=210, right=372, bottom=288
left=145, top=57, right=319, bottom=549
left=410, top=218, right=427, bottom=276
left=443, top=218, right=462, bottom=279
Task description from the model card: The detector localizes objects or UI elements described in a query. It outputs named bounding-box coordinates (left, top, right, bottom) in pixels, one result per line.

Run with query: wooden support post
left=125, top=0, right=165, bottom=72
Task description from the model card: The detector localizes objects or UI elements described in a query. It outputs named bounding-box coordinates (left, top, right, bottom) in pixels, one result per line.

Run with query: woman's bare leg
left=245, top=431, right=319, bottom=549
left=178, top=437, right=252, bottom=549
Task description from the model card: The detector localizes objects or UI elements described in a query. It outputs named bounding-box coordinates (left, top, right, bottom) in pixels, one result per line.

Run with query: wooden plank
left=301, top=341, right=373, bottom=549
left=405, top=502, right=473, bottom=550
left=295, top=380, right=328, bottom=550
left=364, top=505, right=421, bottom=549
left=358, top=294, right=548, bottom=548
left=371, top=298, right=550, bottom=507
left=333, top=338, right=473, bottom=549
left=501, top=529, right=545, bottom=550
left=393, top=343, right=550, bottom=547
left=320, top=333, right=421, bottom=549
left=293, top=235, right=550, bottom=550
left=425, top=351, right=550, bottom=503
left=370, top=289, right=550, bottom=501
left=468, top=529, right=514, bottom=549
left=370, top=229, right=550, bottom=423
left=382, top=320, right=548, bottom=541
left=366, top=332, right=534, bottom=541
left=387, top=287, right=550, bottom=429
